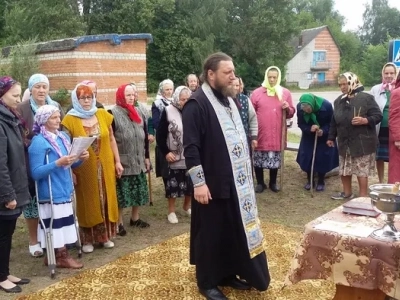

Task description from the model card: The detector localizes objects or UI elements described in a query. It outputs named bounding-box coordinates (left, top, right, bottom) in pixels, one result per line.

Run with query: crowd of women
left=1, top=62, right=400, bottom=294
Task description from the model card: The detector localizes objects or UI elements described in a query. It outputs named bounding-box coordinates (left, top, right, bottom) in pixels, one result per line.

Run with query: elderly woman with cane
left=0, top=76, right=30, bottom=293
left=328, top=72, right=382, bottom=199
left=28, top=105, right=88, bottom=269
left=296, top=94, right=338, bottom=191
left=17, top=74, right=65, bottom=258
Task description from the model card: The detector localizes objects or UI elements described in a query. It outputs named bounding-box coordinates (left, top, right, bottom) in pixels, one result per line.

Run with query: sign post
left=391, top=40, right=400, bottom=67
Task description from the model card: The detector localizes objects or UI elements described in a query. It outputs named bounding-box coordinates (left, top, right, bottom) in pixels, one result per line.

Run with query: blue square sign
left=394, top=40, right=400, bottom=67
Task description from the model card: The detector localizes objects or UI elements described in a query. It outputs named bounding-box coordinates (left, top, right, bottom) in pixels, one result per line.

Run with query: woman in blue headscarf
left=16, top=74, right=65, bottom=258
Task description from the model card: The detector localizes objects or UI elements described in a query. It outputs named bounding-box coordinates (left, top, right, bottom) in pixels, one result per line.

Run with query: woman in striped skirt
left=28, top=105, right=88, bottom=268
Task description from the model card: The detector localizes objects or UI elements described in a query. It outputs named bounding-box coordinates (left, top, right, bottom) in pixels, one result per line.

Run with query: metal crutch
left=35, top=151, right=56, bottom=279
left=69, top=169, right=82, bottom=258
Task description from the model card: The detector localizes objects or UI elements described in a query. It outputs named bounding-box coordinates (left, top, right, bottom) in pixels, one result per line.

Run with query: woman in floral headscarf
left=17, top=74, right=65, bottom=258
left=28, top=105, right=88, bottom=269
left=110, top=83, right=151, bottom=236
left=156, top=86, right=192, bottom=224
left=62, top=84, right=123, bottom=253
left=296, top=93, right=338, bottom=191
left=0, top=76, right=30, bottom=293
left=370, top=62, right=398, bottom=183
left=328, top=72, right=382, bottom=200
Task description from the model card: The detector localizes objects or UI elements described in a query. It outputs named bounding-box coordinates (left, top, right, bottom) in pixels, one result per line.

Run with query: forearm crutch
left=69, top=169, right=82, bottom=258
left=35, top=151, right=56, bottom=279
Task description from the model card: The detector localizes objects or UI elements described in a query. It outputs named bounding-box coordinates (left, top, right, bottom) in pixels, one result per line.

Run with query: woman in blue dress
left=296, top=93, right=339, bottom=191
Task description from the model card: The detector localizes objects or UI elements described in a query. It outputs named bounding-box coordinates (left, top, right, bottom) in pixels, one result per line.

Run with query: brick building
left=286, top=26, right=341, bottom=89
left=3, top=33, right=153, bottom=105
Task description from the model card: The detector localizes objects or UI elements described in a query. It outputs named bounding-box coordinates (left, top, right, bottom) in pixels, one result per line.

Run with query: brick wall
left=314, top=29, right=341, bottom=82
left=3, top=34, right=152, bottom=105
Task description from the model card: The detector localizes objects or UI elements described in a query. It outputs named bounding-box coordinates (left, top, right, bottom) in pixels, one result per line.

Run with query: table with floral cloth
left=285, top=197, right=400, bottom=300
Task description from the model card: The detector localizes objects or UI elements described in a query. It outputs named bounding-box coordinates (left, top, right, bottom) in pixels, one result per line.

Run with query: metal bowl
left=369, top=184, right=400, bottom=214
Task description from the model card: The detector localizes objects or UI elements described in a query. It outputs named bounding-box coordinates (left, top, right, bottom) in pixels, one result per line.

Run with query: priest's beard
left=215, top=79, right=236, bottom=98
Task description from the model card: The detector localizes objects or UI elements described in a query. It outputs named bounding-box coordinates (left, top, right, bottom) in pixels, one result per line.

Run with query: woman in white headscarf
left=16, top=74, right=65, bottom=258
left=151, top=79, right=175, bottom=188
left=156, top=86, right=192, bottom=224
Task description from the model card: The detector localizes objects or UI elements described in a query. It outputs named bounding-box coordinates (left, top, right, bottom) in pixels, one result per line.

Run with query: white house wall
left=286, top=39, right=315, bottom=89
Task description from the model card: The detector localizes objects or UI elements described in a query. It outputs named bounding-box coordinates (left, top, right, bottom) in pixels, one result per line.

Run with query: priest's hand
left=194, top=184, right=212, bottom=204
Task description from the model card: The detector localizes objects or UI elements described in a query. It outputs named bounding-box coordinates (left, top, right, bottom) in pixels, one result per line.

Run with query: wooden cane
left=310, top=131, right=318, bottom=198
left=148, top=169, right=153, bottom=206
left=280, top=112, right=287, bottom=192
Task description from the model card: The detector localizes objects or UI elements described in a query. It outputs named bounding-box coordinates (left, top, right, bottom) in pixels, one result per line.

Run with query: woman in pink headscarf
left=370, top=62, right=397, bottom=183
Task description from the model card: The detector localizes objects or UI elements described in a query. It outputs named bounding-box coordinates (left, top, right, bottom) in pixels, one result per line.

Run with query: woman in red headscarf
left=389, top=72, right=400, bottom=183
left=109, top=84, right=151, bottom=236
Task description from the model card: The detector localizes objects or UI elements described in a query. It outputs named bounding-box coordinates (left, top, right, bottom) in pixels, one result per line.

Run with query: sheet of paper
left=69, top=136, right=96, bottom=157
left=314, top=220, right=376, bottom=238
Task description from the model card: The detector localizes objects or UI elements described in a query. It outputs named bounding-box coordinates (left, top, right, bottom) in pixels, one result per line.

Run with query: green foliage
left=359, top=0, right=400, bottom=45
left=51, top=88, right=71, bottom=110
left=355, top=43, right=388, bottom=86
left=0, top=39, right=39, bottom=90
left=4, top=0, right=86, bottom=45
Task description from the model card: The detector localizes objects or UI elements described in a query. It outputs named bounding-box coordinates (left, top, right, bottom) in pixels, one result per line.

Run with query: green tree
left=356, top=43, right=388, bottom=86
left=221, top=0, right=298, bottom=88
left=359, top=0, right=400, bottom=45
left=0, top=39, right=39, bottom=90
left=4, top=0, right=86, bottom=45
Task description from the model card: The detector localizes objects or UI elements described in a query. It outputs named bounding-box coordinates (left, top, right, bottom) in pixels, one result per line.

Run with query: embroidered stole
left=202, top=83, right=264, bottom=258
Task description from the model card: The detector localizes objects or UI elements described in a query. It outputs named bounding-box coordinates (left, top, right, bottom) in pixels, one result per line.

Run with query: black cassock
left=182, top=87, right=271, bottom=290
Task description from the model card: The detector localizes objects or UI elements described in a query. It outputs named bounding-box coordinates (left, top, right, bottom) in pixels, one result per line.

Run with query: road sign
left=393, top=40, right=400, bottom=67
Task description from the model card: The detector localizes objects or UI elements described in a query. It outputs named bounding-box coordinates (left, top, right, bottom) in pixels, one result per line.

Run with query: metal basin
left=368, top=184, right=400, bottom=242
left=369, top=184, right=400, bottom=214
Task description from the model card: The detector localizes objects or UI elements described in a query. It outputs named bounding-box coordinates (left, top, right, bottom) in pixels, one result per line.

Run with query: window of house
left=313, top=51, right=326, bottom=62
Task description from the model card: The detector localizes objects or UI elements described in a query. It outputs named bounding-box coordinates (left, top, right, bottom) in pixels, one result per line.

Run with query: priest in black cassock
left=182, top=52, right=270, bottom=300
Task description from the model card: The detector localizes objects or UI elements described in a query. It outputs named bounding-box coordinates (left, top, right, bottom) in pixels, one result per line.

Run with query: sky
left=334, top=0, right=400, bottom=31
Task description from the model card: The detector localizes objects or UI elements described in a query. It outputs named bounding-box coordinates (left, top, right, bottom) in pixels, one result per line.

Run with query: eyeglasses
left=78, top=96, right=93, bottom=101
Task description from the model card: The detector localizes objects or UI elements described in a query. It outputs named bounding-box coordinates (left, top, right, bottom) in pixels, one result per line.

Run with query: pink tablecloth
left=285, top=197, right=400, bottom=298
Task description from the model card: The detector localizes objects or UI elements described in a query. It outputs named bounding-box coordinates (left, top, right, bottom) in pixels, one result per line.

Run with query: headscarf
left=0, top=76, right=18, bottom=98
left=171, top=86, right=191, bottom=110
left=33, top=105, right=70, bottom=157
left=80, top=80, right=96, bottom=86
left=0, top=76, right=26, bottom=128
left=381, top=62, right=398, bottom=92
left=22, top=88, right=30, bottom=102
left=28, top=74, right=59, bottom=113
left=157, top=79, right=174, bottom=101
left=299, top=93, right=325, bottom=126
left=261, top=66, right=283, bottom=101
left=340, top=72, right=364, bottom=99
left=67, top=84, right=98, bottom=119
left=116, top=84, right=141, bottom=123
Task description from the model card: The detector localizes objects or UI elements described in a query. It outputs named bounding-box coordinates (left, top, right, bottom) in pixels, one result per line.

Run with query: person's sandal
left=29, top=244, right=43, bottom=258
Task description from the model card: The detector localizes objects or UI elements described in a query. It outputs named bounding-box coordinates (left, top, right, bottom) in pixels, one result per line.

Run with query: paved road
left=288, top=91, right=339, bottom=136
